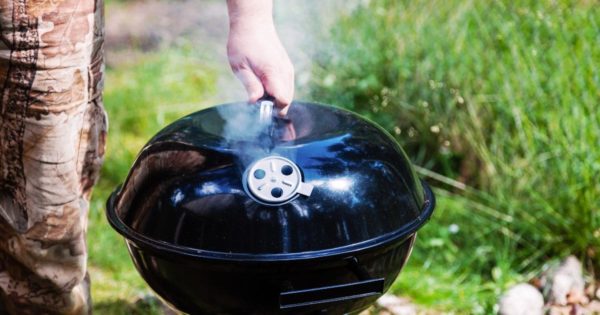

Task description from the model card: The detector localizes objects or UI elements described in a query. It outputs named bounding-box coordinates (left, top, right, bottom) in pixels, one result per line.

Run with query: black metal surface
left=279, top=278, right=384, bottom=310
left=106, top=101, right=435, bottom=314
left=122, top=232, right=416, bottom=314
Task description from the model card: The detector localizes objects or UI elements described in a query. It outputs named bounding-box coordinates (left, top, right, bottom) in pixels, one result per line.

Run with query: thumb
left=233, top=67, right=265, bottom=103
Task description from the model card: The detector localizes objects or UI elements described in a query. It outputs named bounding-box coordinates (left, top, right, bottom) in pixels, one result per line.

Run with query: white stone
left=549, top=256, right=585, bottom=305
left=498, top=283, right=544, bottom=315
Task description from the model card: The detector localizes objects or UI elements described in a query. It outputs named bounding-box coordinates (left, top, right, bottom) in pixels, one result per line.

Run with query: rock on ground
left=498, top=283, right=545, bottom=315
left=545, top=256, right=587, bottom=306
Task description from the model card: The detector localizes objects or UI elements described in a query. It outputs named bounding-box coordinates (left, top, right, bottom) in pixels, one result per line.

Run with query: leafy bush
left=310, top=0, right=599, bottom=310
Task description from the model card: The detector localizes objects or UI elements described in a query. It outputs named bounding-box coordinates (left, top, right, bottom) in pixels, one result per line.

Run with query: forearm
left=226, top=0, right=294, bottom=110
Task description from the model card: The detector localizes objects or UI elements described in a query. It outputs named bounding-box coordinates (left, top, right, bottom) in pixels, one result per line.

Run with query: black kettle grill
left=106, top=101, right=435, bottom=314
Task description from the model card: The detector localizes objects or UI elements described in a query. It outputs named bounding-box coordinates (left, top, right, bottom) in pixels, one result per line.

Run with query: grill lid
left=109, top=102, right=434, bottom=258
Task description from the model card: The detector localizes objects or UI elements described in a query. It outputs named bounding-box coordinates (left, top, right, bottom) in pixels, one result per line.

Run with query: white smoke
left=215, top=100, right=277, bottom=167
left=217, top=102, right=269, bottom=142
left=273, top=0, right=362, bottom=99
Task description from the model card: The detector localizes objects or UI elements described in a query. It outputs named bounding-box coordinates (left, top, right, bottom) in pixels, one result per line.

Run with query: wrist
left=227, top=0, right=273, bottom=30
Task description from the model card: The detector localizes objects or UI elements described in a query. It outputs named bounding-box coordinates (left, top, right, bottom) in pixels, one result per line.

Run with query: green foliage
left=310, top=0, right=600, bottom=311
left=89, top=48, right=217, bottom=314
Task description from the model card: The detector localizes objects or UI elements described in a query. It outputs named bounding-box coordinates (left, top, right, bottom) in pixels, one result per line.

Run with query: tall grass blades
left=310, top=0, right=599, bottom=310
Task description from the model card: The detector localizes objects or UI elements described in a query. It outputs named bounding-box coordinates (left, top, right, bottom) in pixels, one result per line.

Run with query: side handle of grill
left=278, top=278, right=384, bottom=310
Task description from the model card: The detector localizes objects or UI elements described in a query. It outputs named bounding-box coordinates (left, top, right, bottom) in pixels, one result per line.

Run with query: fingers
left=228, top=33, right=294, bottom=113
left=232, top=67, right=265, bottom=103
left=258, top=64, right=294, bottom=116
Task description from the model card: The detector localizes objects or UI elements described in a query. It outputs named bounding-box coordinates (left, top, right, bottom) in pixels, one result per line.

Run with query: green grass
left=88, top=48, right=218, bottom=314
left=390, top=190, right=527, bottom=313
left=309, top=0, right=599, bottom=312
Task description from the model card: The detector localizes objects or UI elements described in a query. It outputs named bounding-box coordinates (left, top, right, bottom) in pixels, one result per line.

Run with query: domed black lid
left=107, top=102, right=434, bottom=260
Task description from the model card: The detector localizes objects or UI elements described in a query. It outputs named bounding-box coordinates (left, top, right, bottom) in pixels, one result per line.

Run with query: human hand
left=227, top=0, right=294, bottom=115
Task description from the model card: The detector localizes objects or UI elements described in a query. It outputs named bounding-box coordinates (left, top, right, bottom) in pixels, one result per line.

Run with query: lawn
left=88, top=0, right=600, bottom=314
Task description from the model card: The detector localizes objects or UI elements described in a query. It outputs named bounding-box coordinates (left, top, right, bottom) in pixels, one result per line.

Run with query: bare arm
left=227, top=0, right=294, bottom=115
